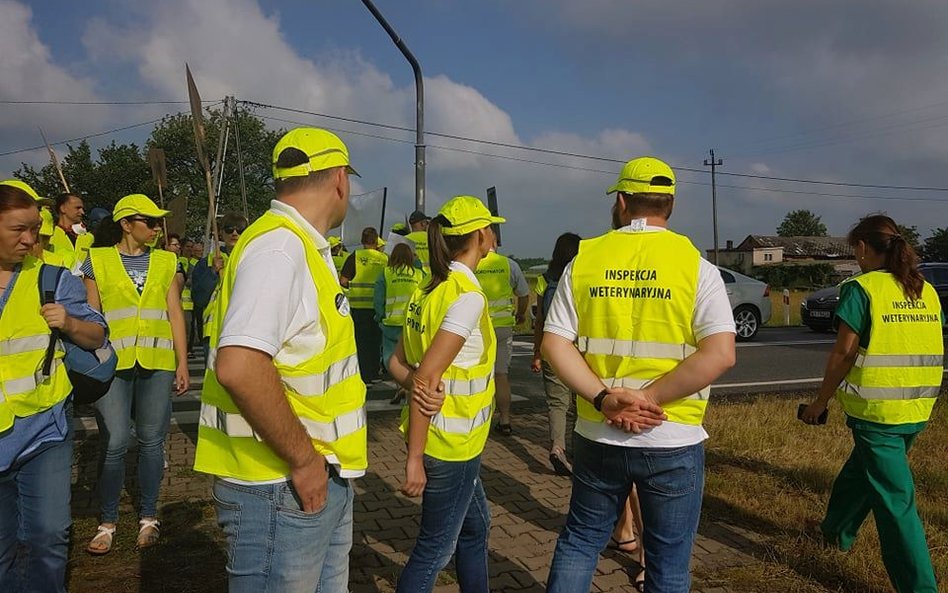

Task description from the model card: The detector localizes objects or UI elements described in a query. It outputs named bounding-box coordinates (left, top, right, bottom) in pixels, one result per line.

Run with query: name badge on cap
left=629, top=218, right=647, bottom=232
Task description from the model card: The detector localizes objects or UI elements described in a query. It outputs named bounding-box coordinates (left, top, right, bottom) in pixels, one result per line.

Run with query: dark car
left=802, top=263, right=948, bottom=332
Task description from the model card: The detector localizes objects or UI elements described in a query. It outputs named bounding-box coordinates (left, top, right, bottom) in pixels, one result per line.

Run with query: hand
left=400, top=456, right=427, bottom=497
left=411, top=375, right=446, bottom=417
left=40, top=304, right=71, bottom=332
left=530, top=354, right=542, bottom=374
left=174, top=366, right=190, bottom=395
left=212, top=255, right=225, bottom=273
left=290, top=454, right=329, bottom=513
left=801, top=401, right=828, bottom=425
left=602, top=387, right=667, bottom=433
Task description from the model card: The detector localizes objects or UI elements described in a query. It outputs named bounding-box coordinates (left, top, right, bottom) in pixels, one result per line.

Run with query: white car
left=718, top=267, right=772, bottom=341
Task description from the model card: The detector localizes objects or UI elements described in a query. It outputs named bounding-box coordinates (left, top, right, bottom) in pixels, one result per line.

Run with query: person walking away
left=187, top=241, right=203, bottom=352
left=194, top=128, right=367, bottom=593
left=405, top=210, right=431, bottom=274
left=375, top=243, right=424, bottom=404
left=0, top=183, right=106, bottom=593
left=475, top=236, right=529, bottom=435
left=48, top=192, right=94, bottom=270
left=329, top=235, right=348, bottom=274
left=388, top=195, right=505, bottom=593
left=802, top=214, right=942, bottom=593
left=531, top=232, right=580, bottom=474
left=543, top=157, right=736, bottom=593
left=170, top=234, right=195, bottom=356
left=81, top=194, right=190, bottom=553
left=340, top=227, right=388, bottom=382
left=191, top=212, right=248, bottom=363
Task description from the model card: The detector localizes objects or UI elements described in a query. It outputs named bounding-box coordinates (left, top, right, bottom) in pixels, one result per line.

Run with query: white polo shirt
left=544, top=224, right=736, bottom=448
left=217, top=200, right=364, bottom=479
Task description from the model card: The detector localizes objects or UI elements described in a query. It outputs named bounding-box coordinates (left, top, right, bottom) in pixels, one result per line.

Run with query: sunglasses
left=223, top=226, right=245, bottom=234
left=127, top=216, right=162, bottom=229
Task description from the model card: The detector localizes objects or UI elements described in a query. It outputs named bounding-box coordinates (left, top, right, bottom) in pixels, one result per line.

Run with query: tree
left=14, top=106, right=282, bottom=238
left=895, top=224, right=921, bottom=251
left=777, top=209, right=827, bottom=237
left=921, top=228, right=948, bottom=262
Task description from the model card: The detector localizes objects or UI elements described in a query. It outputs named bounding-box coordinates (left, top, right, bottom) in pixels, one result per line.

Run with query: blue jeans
left=213, top=469, right=354, bottom=593
left=547, top=435, right=705, bottom=593
left=0, top=435, right=73, bottom=593
left=396, top=455, right=491, bottom=593
left=94, top=366, right=173, bottom=523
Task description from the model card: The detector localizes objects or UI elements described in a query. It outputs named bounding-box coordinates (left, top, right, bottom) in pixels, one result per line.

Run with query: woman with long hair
left=0, top=183, right=106, bottom=592
left=802, top=214, right=942, bottom=593
left=81, top=194, right=189, bottom=554
left=375, top=242, right=424, bottom=404
left=388, top=196, right=504, bottom=593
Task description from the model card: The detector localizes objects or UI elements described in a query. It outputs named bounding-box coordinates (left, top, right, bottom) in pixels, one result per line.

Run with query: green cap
left=606, top=157, right=675, bottom=196
left=272, top=127, right=359, bottom=180
left=435, top=195, right=505, bottom=236
left=112, top=194, right=170, bottom=221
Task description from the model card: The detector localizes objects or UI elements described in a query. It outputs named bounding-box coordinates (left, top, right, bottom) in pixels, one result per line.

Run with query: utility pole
left=703, top=149, right=723, bottom=265
left=361, top=0, right=426, bottom=213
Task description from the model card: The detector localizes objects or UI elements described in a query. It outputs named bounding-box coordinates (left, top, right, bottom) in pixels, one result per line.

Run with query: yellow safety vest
left=475, top=251, right=516, bottom=328
left=194, top=212, right=367, bottom=480
left=348, top=248, right=388, bottom=309
left=332, top=251, right=348, bottom=275
left=40, top=249, right=68, bottom=267
left=0, top=256, right=72, bottom=432
left=534, top=273, right=548, bottom=298
left=401, top=270, right=496, bottom=461
left=405, top=231, right=430, bottom=274
left=383, top=266, right=423, bottom=327
left=201, top=252, right=229, bottom=339
left=89, top=247, right=177, bottom=371
left=178, top=256, right=193, bottom=312
left=48, top=227, right=93, bottom=270
left=571, top=230, right=704, bottom=428
left=836, top=272, right=943, bottom=425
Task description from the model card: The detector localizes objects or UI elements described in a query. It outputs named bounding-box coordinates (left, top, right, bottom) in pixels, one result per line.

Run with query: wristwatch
left=592, top=388, right=609, bottom=412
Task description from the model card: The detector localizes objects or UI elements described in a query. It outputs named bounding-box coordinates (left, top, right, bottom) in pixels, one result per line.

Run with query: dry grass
left=702, top=393, right=948, bottom=592
left=765, top=290, right=809, bottom=327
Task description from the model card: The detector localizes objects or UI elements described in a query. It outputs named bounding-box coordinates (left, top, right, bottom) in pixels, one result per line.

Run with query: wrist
left=592, top=388, right=609, bottom=411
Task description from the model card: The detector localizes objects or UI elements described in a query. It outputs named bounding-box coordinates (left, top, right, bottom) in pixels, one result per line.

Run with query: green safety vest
left=194, top=212, right=367, bottom=480
left=836, top=271, right=943, bottom=425
left=571, top=230, right=705, bottom=428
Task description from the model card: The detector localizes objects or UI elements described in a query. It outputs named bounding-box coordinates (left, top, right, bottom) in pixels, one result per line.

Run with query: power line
left=0, top=99, right=219, bottom=105
left=241, top=99, right=948, bottom=193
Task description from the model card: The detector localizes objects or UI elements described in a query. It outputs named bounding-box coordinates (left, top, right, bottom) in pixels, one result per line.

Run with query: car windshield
left=922, top=266, right=948, bottom=285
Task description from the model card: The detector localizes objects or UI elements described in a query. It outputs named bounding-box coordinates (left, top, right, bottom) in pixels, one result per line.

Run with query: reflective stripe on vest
left=383, top=266, right=423, bottom=327
left=89, top=247, right=177, bottom=371
left=836, top=272, right=943, bottom=425
left=0, top=256, right=72, bottom=432
left=475, top=251, right=515, bottom=327
left=348, top=249, right=387, bottom=309
left=401, top=269, right=496, bottom=461
left=571, top=230, right=704, bottom=428
left=194, top=211, right=367, bottom=481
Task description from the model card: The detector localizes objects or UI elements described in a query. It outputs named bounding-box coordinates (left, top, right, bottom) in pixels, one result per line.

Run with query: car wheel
left=733, top=305, right=761, bottom=342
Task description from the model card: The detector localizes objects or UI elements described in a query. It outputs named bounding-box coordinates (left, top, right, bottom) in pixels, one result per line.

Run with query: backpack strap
left=38, top=264, right=67, bottom=377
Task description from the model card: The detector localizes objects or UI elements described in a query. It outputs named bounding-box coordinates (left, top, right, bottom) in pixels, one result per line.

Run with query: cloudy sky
left=3, top=0, right=948, bottom=257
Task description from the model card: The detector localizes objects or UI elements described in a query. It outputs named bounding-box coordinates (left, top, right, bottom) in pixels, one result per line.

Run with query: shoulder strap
left=38, top=263, right=67, bottom=305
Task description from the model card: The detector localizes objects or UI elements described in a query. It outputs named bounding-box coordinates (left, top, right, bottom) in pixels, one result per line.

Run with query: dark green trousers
left=821, top=427, right=937, bottom=593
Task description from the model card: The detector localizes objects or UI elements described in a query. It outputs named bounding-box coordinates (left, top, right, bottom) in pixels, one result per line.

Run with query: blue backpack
left=40, top=265, right=117, bottom=404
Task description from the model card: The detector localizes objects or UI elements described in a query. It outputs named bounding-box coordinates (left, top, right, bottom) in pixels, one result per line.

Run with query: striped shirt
left=81, top=249, right=184, bottom=294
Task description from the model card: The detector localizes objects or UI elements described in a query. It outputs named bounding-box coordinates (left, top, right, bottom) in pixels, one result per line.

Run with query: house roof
left=737, top=235, right=854, bottom=258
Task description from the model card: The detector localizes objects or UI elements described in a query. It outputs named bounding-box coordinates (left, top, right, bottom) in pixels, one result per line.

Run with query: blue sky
left=4, top=0, right=948, bottom=257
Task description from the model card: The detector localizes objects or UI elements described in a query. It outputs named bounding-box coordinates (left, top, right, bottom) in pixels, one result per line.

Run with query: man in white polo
left=194, top=128, right=366, bottom=593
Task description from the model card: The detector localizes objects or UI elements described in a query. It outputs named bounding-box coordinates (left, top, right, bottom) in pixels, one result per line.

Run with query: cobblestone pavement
left=70, top=343, right=762, bottom=592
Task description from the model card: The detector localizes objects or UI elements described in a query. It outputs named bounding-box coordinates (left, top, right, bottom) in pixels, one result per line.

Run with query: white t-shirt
left=544, top=224, right=736, bottom=448
left=438, top=261, right=487, bottom=369
left=217, top=200, right=363, bottom=480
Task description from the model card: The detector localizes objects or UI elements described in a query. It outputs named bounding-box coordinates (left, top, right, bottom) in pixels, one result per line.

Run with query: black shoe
left=549, top=449, right=572, bottom=476
left=389, top=389, right=405, bottom=405
left=496, top=423, right=513, bottom=437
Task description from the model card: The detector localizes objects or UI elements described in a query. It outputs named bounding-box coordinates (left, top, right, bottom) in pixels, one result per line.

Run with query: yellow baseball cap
left=435, top=195, right=505, bottom=236
left=272, top=127, right=359, bottom=180
left=112, top=194, right=170, bottom=221
left=39, top=208, right=55, bottom=236
left=0, top=178, right=45, bottom=202
left=606, top=157, right=676, bottom=196
left=328, top=235, right=342, bottom=247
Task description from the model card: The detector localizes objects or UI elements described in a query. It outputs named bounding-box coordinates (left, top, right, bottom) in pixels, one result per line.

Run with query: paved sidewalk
left=69, top=345, right=761, bottom=592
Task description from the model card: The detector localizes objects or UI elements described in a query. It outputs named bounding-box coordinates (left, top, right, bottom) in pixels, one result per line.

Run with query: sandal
left=549, top=449, right=573, bottom=476
left=389, top=388, right=406, bottom=405
left=607, top=534, right=639, bottom=553
left=496, top=423, right=513, bottom=436
left=87, top=524, right=116, bottom=555
left=136, top=518, right=161, bottom=549
left=631, top=566, right=646, bottom=592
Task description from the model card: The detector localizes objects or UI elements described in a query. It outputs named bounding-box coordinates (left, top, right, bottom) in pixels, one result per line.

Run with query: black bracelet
left=592, top=388, right=609, bottom=412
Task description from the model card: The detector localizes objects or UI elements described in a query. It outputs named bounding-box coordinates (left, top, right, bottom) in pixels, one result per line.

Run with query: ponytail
left=92, top=216, right=123, bottom=248
left=424, top=216, right=476, bottom=293
left=848, top=214, right=924, bottom=300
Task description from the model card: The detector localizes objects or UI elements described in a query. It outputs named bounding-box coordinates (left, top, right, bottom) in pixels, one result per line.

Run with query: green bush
left=749, top=264, right=835, bottom=289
